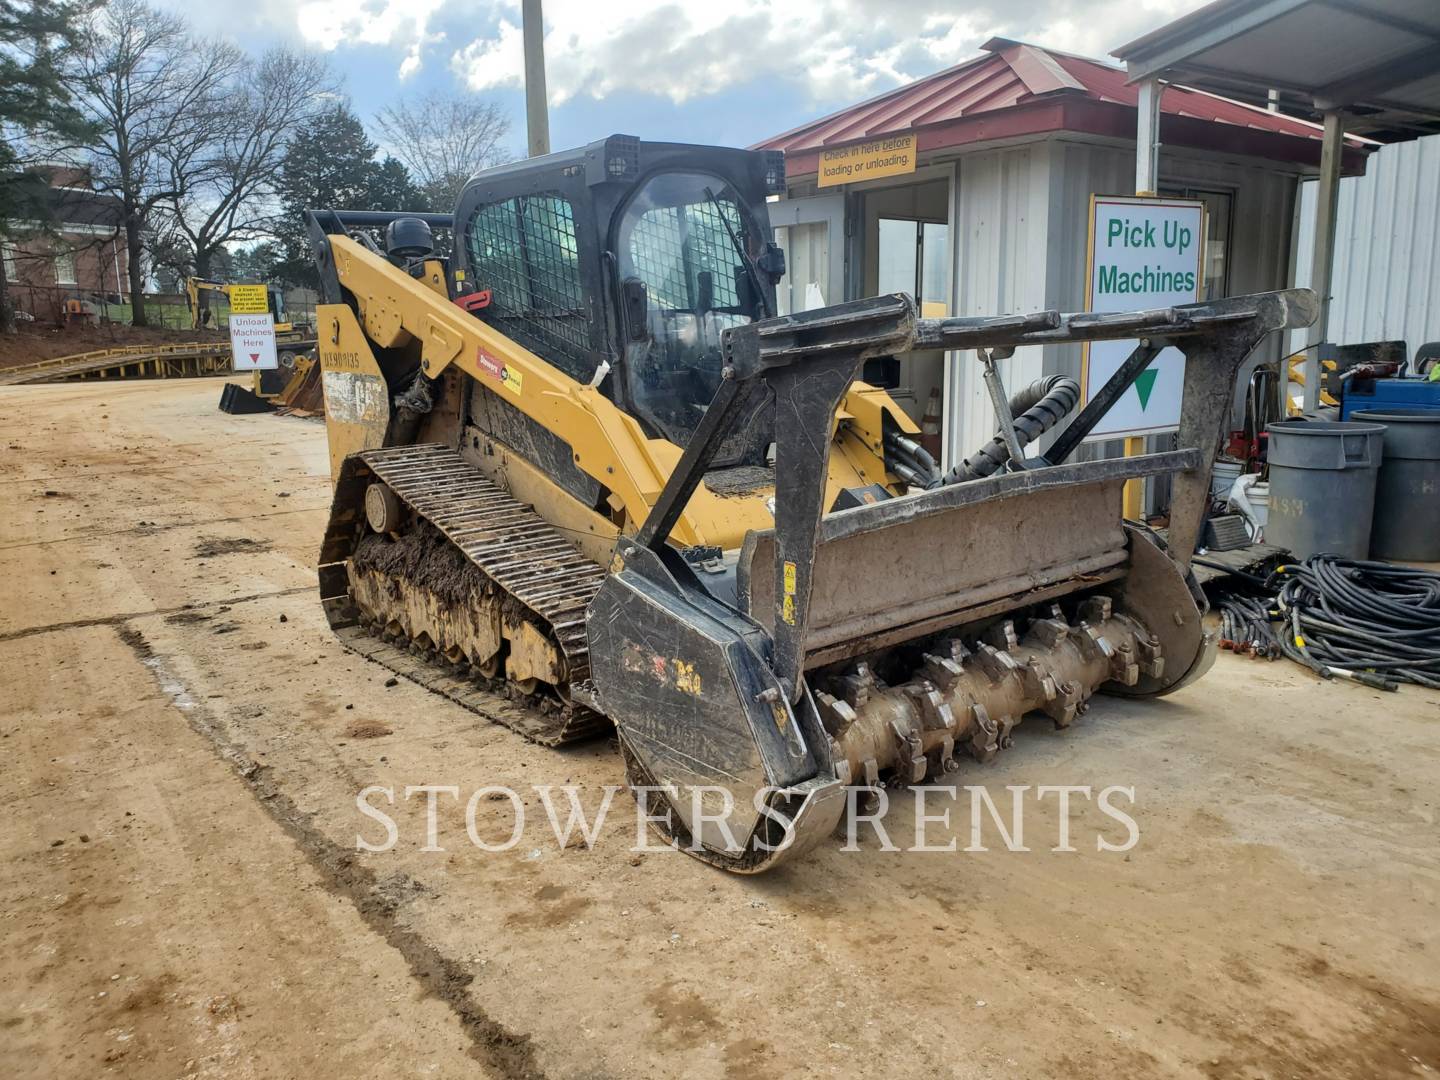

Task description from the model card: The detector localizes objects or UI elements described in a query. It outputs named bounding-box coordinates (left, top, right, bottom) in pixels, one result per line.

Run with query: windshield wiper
left=703, top=186, right=772, bottom=320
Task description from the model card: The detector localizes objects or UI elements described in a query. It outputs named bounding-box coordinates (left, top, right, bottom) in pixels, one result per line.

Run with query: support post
left=522, top=0, right=550, bottom=158
left=1303, top=110, right=1344, bottom=413
left=1127, top=77, right=1163, bottom=516
left=1135, top=79, right=1163, bottom=196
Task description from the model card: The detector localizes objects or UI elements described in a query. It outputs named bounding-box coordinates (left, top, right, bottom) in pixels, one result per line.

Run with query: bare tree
left=163, top=47, right=337, bottom=286
left=374, top=91, right=512, bottom=211
left=69, top=0, right=242, bottom=325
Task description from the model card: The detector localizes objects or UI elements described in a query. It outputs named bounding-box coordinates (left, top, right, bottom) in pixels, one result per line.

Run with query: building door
left=860, top=177, right=953, bottom=434
left=770, top=193, right=845, bottom=315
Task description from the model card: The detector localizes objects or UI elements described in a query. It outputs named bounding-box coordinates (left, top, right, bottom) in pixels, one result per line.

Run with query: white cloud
left=448, top=0, right=1212, bottom=106
left=294, top=0, right=448, bottom=74
left=160, top=0, right=1212, bottom=99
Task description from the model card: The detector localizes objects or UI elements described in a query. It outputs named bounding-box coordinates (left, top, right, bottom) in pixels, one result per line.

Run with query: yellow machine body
left=317, top=234, right=919, bottom=552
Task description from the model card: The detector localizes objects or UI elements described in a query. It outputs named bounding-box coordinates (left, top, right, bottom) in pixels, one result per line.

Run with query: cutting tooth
left=974, top=642, right=1020, bottom=684
left=836, top=662, right=877, bottom=709
left=815, top=690, right=858, bottom=734
left=1043, top=679, right=1082, bottom=729
left=1079, top=595, right=1113, bottom=625
left=1019, top=657, right=1058, bottom=703
left=920, top=651, right=964, bottom=691
left=982, top=619, right=1019, bottom=651
left=968, top=703, right=999, bottom=763
left=904, top=680, right=956, bottom=733
left=1026, top=617, right=1069, bottom=648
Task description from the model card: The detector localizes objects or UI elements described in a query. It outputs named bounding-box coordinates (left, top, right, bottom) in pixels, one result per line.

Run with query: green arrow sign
left=1134, top=367, right=1158, bottom=411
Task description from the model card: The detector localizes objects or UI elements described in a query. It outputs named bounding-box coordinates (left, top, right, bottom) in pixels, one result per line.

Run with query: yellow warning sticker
left=671, top=659, right=702, bottom=696
left=781, top=560, right=798, bottom=625
left=227, top=284, right=269, bottom=314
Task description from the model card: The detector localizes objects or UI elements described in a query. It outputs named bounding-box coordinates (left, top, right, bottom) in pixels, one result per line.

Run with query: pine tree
left=0, top=0, right=98, bottom=331
left=274, top=103, right=425, bottom=287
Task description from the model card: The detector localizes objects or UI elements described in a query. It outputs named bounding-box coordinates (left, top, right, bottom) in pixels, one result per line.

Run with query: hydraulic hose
left=882, top=431, right=942, bottom=488
left=1201, top=554, right=1440, bottom=690
left=944, top=375, right=1080, bottom=484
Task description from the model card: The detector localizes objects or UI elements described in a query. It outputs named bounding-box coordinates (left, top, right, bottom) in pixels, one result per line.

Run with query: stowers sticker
left=477, top=347, right=523, bottom=394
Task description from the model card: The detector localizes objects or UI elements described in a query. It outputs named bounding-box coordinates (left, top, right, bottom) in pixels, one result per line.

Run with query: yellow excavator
left=189, top=277, right=322, bottom=408
left=308, top=135, right=1316, bottom=872
left=186, top=277, right=296, bottom=333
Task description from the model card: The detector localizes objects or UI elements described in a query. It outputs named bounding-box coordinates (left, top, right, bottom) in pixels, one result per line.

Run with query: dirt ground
left=2, top=377, right=1437, bottom=1079
left=0, top=325, right=228, bottom=370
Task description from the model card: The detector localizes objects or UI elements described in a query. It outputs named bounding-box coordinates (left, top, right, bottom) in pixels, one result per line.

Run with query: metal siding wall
left=1163, top=149, right=1298, bottom=420
left=949, top=144, right=1051, bottom=459
left=1294, top=134, right=1440, bottom=352
left=945, top=136, right=1301, bottom=462
left=1044, top=141, right=1133, bottom=394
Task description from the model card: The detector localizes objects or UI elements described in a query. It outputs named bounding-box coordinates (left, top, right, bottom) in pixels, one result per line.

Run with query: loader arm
left=315, top=230, right=915, bottom=550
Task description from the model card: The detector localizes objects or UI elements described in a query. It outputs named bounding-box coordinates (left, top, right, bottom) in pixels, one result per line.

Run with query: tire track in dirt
left=0, top=587, right=313, bottom=643
left=113, top=621, right=546, bottom=1080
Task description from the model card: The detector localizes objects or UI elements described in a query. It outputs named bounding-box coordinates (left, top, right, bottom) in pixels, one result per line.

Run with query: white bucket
left=1248, top=480, right=1269, bottom=530
left=1212, top=458, right=1243, bottom=499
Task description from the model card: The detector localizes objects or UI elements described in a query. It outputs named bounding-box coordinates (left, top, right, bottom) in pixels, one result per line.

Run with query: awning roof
left=1113, top=0, right=1440, bottom=142
left=755, top=38, right=1371, bottom=176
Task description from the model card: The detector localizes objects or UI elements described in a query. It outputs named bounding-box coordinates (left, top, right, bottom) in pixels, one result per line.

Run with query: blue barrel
left=1264, top=420, right=1385, bottom=559
left=1352, top=409, right=1440, bottom=561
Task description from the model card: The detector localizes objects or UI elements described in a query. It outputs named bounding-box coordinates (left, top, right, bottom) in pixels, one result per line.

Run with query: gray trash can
left=1264, top=419, right=1385, bottom=559
left=1352, top=409, right=1440, bottom=561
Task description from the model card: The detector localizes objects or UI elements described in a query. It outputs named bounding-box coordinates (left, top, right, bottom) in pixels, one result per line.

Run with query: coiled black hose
left=1199, top=554, right=1440, bottom=690
left=1275, top=557, right=1440, bottom=689
left=944, top=375, right=1080, bottom=484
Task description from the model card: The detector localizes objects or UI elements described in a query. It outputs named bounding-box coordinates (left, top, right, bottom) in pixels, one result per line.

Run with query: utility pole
left=522, top=0, right=550, bottom=158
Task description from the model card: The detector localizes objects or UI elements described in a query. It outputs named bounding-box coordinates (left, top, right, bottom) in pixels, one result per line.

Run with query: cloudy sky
left=163, top=0, right=1211, bottom=156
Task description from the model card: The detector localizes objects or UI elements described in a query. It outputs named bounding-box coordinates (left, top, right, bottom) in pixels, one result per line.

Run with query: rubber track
left=321, top=443, right=610, bottom=746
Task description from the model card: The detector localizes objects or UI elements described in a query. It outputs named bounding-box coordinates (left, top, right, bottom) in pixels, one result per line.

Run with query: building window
left=1, top=244, right=16, bottom=281
left=53, top=247, right=77, bottom=285
left=877, top=218, right=950, bottom=316
left=1161, top=187, right=1233, bottom=300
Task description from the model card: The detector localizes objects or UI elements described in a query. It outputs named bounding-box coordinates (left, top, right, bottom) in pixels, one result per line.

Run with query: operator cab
left=451, top=136, right=788, bottom=468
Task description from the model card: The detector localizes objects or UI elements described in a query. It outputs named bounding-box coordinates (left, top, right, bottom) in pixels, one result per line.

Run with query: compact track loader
left=310, top=136, right=1315, bottom=872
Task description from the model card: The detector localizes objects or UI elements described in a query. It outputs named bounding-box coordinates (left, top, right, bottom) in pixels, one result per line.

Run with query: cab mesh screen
left=465, top=194, right=590, bottom=378
left=629, top=198, right=743, bottom=312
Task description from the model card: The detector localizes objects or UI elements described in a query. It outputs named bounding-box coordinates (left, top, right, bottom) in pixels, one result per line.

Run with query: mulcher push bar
left=644, top=288, right=1318, bottom=702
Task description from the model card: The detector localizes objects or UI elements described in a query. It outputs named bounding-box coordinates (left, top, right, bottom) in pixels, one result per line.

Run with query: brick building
left=2, top=165, right=128, bottom=323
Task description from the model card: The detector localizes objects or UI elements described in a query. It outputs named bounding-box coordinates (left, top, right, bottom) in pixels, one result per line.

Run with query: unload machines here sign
left=1081, top=195, right=1206, bottom=439
left=229, top=312, right=278, bottom=371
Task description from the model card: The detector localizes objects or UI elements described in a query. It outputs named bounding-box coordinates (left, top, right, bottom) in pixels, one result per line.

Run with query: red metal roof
left=755, top=38, right=1370, bottom=175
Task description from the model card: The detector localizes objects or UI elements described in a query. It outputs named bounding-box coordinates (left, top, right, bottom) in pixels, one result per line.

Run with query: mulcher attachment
left=587, top=289, right=1317, bottom=872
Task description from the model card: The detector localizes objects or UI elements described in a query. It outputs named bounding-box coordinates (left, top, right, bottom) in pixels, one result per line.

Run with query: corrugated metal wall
left=1292, top=134, right=1440, bottom=353
left=945, top=136, right=1300, bottom=464
left=948, top=144, right=1052, bottom=460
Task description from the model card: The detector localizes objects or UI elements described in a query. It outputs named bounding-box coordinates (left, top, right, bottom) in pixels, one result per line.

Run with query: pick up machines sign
left=1081, top=195, right=1206, bottom=439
